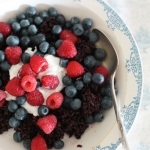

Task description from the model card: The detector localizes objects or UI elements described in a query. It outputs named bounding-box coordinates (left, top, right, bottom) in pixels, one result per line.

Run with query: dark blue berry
left=21, top=29, right=28, bottom=36
left=20, top=19, right=30, bottom=28
left=39, top=41, right=50, bottom=53
left=34, top=33, right=46, bottom=45
left=0, top=50, right=5, bottom=63
left=85, top=114, right=94, bottom=124
left=62, top=75, right=72, bottom=86
left=13, top=132, right=22, bottom=143
left=92, top=73, right=104, bottom=85
left=56, top=14, right=66, bottom=26
left=0, top=33, right=4, bottom=43
left=23, top=139, right=31, bottom=150
left=27, top=17, right=34, bottom=23
left=8, top=18, right=17, bottom=25
left=0, top=79, right=2, bottom=86
left=26, top=7, right=36, bottom=17
left=75, top=80, right=84, bottom=90
left=34, top=16, right=43, bottom=25
left=65, top=21, right=72, bottom=29
left=47, top=47, right=56, bottom=56
left=70, top=16, right=80, bottom=25
left=28, top=24, right=38, bottom=35
left=8, top=100, right=18, bottom=112
left=84, top=55, right=96, bottom=68
left=52, top=25, right=62, bottom=35
left=105, top=86, right=112, bottom=97
left=70, top=98, right=81, bottom=110
left=6, top=35, right=19, bottom=46
left=65, top=85, right=77, bottom=98
left=94, top=48, right=106, bottom=60
left=82, top=18, right=93, bottom=30
left=55, top=39, right=63, bottom=48
left=36, top=79, right=42, bottom=88
left=16, top=12, right=26, bottom=21
left=99, top=86, right=106, bottom=96
left=100, top=96, right=113, bottom=109
left=30, top=35, right=36, bottom=44
left=83, top=30, right=90, bottom=37
left=12, top=22, right=21, bottom=33
left=72, top=23, right=84, bottom=36
left=16, top=96, right=27, bottom=105
left=38, top=105, right=49, bottom=116
left=0, top=61, right=11, bottom=71
left=9, top=117, right=21, bottom=128
left=62, top=96, right=73, bottom=108
left=14, top=107, right=28, bottom=120
left=48, top=7, right=57, bottom=17
left=94, top=60, right=102, bottom=67
left=39, top=10, right=49, bottom=20
left=21, top=52, right=30, bottom=64
left=83, top=72, right=92, bottom=84
left=93, top=112, right=104, bottom=122
left=34, top=51, right=44, bottom=57
left=88, top=32, right=98, bottom=43
left=20, top=36, right=30, bottom=47
left=54, top=140, right=64, bottom=149
left=59, top=58, right=69, bottom=68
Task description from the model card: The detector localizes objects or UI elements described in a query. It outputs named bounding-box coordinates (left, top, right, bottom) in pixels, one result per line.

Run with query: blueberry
left=27, top=17, right=34, bottom=23
left=99, top=86, right=106, bottom=96
left=21, top=52, right=30, bottom=64
left=36, top=78, right=42, bottom=88
left=83, top=72, right=92, bottom=84
left=6, top=35, right=19, bottom=46
left=39, top=41, right=50, bottom=53
left=70, top=98, right=81, bottom=110
left=38, top=105, right=49, bottom=116
left=47, top=47, right=56, bottom=56
left=52, top=25, right=62, bottom=35
left=62, top=96, right=73, bottom=108
left=0, top=79, right=2, bottom=86
left=16, top=12, right=26, bottom=21
left=34, top=51, right=44, bottom=57
left=0, top=50, right=5, bottom=62
left=30, top=35, right=36, bottom=44
left=8, top=100, right=18, bottom=112
left=94, top=60, right=102, bottom=67
left=82, top=18, right=93, bottom=30
left=13, top=132, right=22, bottom=143
left=39, top=10, right=49, bottom=20
left=105, top=86, right=112, bottom=97
left=54, top=140, right=64, bottom=149
left=83, top=30, right=90, bottom=37
left=100, top=96, right=113, bottom=109
left=72, top=23, right=84, bottom=36
left=84, top=55, right=96, bottom=68
left=70, top=17, right=80, bottom=25
left=65, top=85, right=77, bottom=98
left=55, top=39, right=63, bottom=48
left=14, top=107, right=28, bottom=120
left=75, top=80, right=84, bottom=90
left=94, top=48, right=106, bottom=60
left=26, top=6, right=36, bottom=17
left=48, top=7, right=57, bottom=17
left=56, top=14, right=66, bottom=26
left=34, top=33, right=46, bottom=45
left=59, top=58, right=69, bottom=68
left=62, top=75, right=72, bottom=86
left=8, top=18, right=17, bottom=25
left=0, top=61, right=11, bottom=71
left=20, top=19, right=30, bottom=28
left=28, top=24, right=38, bottom=35
left=92, top=73, right=104, bottom=85
left=20, top=36, right=30, bottom=47
left=0, top=33, right=4, bottom=43
left=16, top=96, right=27, bottom=105
left=34, top=16, right=43, bottom=25
left=9, top=117, right=21, bottom=128
left=93, top=112, right=104, bottom=122
left=12, top=22, right=21, bottom=33
left=88, top=32, right=98, bottom=43
left=23, top=139, right=31, bottom=150
left=21, top=29, right=29, bottom=36
left=65, top=21, right=72, bottom=29
left=85, top=114, right=94, bottom=124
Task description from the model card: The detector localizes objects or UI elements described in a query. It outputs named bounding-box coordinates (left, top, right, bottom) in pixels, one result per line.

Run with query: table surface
left=104, top=0, right=150, bottom=149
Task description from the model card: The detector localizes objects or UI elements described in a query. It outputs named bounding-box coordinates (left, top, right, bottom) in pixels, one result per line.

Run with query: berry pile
left=0, top=6, right=117, bottom=150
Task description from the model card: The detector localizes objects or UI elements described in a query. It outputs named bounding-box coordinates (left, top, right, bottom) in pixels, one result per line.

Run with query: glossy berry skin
left=0, top=22, right=12, bottom=36
left=13, top=132, right=22, bottom=143
left=84, top=114, right=94, bottom=124
left=39, top=41, right=49, bottom=53
left=88, top=32, right=98, bottom=43
left=54, top=140, right=64, bottom=149
left=47, top=47, right=56, bottom=56
left=70, top=98, right=81, bottom=110
left=6, top=35, right=19, bottom=46
left=70, top=17, right=80, bottom=25
left=62, top=75, right=72, bottom=86
left=20, top=19, right=30, bottom=28
left=26, top=6, right=36, bottom=17
left=65, top=85, right=77, bottom=98
left=84, top=55, right=96, bottom=68
left=12, top=22, right=21, bottom=33
left=82, top=18, right=93, bottom=30
left=8, top=18, right=17, bottom=25
left=56, top=14, right=66, bottom=26
left=38, top=105, right=49, bottom=116
left=62, top=96, right=73, bottom=109
left=0, top=50, right=5, bottom=62
left=34, top=33, right=46, bottom=45
left=59, top=58, right=69, bottom=68
left=28, top=24, right=38, bottom=35
left=0, top=61, right=11, bottom=71
left=93, top=112, right=104, bottom=122
left=46, top=92, right=64, bottom=109
left=0, top=33, right=3, bottom=43
left=16, top=96, right=26, bottom=105
left=83, top=72, right=92, bottom=84
left=23, top=139, right=32, bottom=150
left=75, top=80, right=84, bottom=90
left=34, top=16, right=43, bottom=25
left=100, top=96, right=113, bottom=109
left=21, top=52, right=30, bottom=64
left=8, top=100, right=18, bottom=112
left=20, top=36, right=30, bottom=47
left=52, top=25, right=62, bottom=35
left=94, top=48, right=106, bottom=60
left=14, top=107, right=28, bottom=120
left=21, top=29, right=28, bottom=36
left=55, top=39, right=63, bottom=48
left=9, top=117, right=21, bottom=128
left=16, top=12, right=26, bottom=21
left=39, top=10, right=49, bottom=20
left=48, top=7, right=57, bottom=17
left=65, top=21, right=72, bottom=29
left=72, top=24, right=84, bottom=36
left=92, top=73, right=104, bottom=85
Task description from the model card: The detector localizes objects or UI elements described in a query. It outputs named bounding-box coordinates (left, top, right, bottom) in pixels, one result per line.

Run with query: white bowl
left=0, top=0, right=143, bottom=150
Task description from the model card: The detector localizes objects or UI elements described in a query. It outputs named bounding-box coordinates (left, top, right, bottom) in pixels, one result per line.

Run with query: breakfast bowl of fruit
left=0, top=0, right=142, bottom=150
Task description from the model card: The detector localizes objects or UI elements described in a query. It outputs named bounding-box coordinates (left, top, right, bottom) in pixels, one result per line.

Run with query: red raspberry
left=66, top=61, right=84, bottom=78
left=41, top=75, right=59, bottom=90
left=60, top=30, right=78, bottom=43
left=46, top=92, right=64, bottom=109
left=94, top=66, right=109, bottom=79
left=21, top=75, right=37, bottom=92
left=5, top=46, right=22, bottom=65
left=0, top=22, right=12, bottom=36
left=57, top=40, right=77, bottom=58
left=0, top=99, right=6, bottom=107
left=31, top=135, right=48, bottom=150
left=0, top=90, right=7, bottom=107
left=30, top=55, right=48, bottom=73
left=37, top=114, right=57, bottom=134
left=5, top=77, right=24, bottom=96
left=18, top=64, right=37, bottom=78
left=26, top=89, right=44, bottom=106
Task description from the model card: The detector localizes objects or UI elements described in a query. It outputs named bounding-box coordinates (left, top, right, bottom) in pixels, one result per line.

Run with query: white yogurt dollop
left=6, top=47, right=66, bottom=116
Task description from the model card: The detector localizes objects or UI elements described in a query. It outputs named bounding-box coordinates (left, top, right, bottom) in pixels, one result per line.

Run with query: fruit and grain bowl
left=0, top=0, right=142, bottom=150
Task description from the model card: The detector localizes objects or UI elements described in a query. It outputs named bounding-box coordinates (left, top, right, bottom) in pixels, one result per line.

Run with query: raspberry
left=0, top=99, right=6, bottom=107
left=94, top=66, right=109, bottom=79
left=30, top=55, right=48, bottom=73
left=66, top=61, right=84, bottom=78
left=0, top=22, right=12, bottom=36
left=26, top=89, right=44, bottom=106
left=60, top=30, right=78, bottom=43
left=21, top=75, right=37, bottom=92
left=37, top=114, right=57, bottom=134
left=41, top=75, right=59, bottom=90
left=31, top=135, right=48, bottom=150
left=5, top=46, right=22, bottom=65
left=0, top=90, right=7, bottom=107
left=46, top=92, right=64, bottom=109
left=18, top=64, right=37, bottom=78
left=5, top=77, right=24, bottom=96
left=57, top=40, right=77, bottom=58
